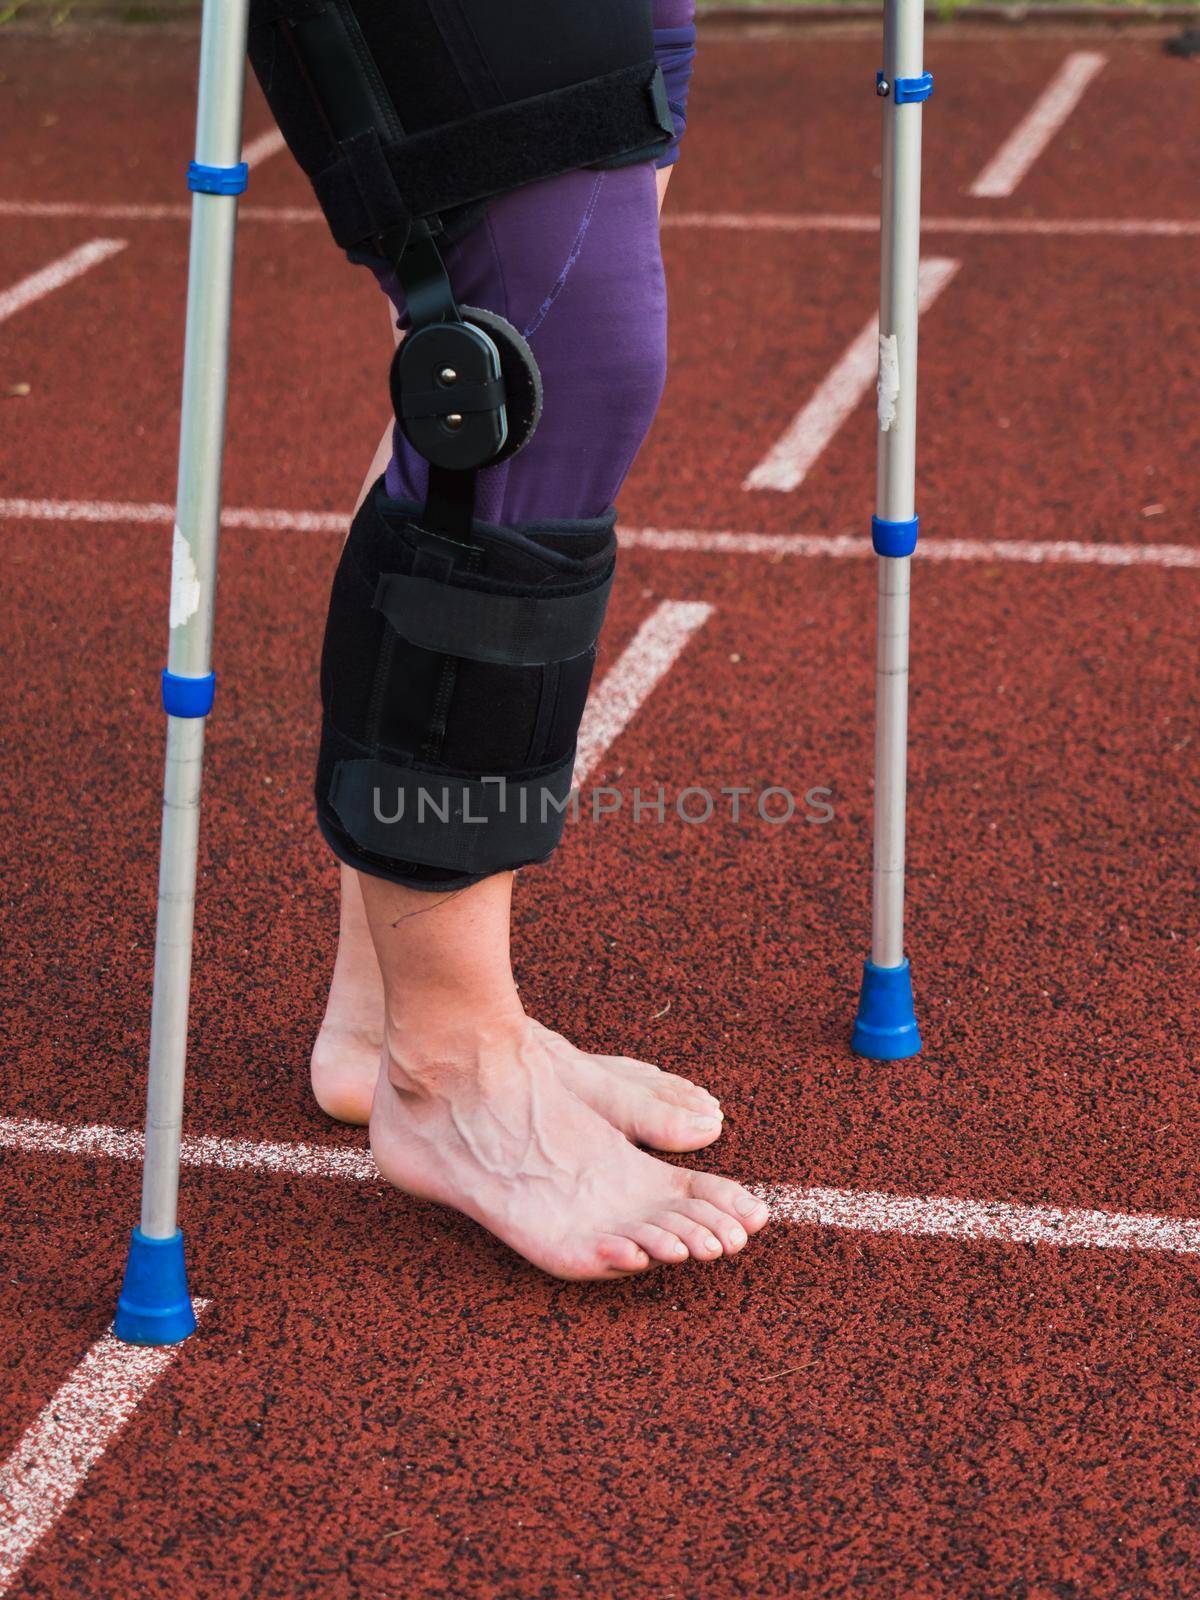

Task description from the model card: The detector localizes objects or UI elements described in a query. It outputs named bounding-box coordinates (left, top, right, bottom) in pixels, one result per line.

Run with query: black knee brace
left=316, top=481, right=617, bottom=888
left=248, top=0, right=656, bottom=881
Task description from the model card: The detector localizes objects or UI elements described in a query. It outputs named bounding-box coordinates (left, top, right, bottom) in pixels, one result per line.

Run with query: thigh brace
left=248, top=0, right=671, bottom=497
left=316, top=479, right=617, bottom=888
left=247, top=0, right=673, bottom=257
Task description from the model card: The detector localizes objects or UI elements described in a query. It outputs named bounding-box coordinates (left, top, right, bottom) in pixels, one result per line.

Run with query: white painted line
left=0, top=497, right=344, bottom=533
left=0, top=201, right=316, bottom=224
left=240, top=127, right=287, bottom=168
left=762, top=1186, right=1200, bottom=1256
left=622, top=526, right=1200, bottom=569
left=0, top=1305, right=208, bottom=1597
left=574, top=601, right=713, bottom=786
left=2, top=497, right=1197, bottom=570
left=665, top=213, right=1200, bottom=240
left=0, top=201, right=1196, bottom=239
left=0, top=1115, right=377, bottom=1183
left=0, top=240, right=126, bottom=327
left=744, top=259, right=960, bottom=493
left=5, top=1113, right=1200, bottom=1260
left=969, top=52, right=1107, bottom=199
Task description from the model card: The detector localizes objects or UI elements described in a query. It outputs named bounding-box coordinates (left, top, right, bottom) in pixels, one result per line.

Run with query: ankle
left=383, top=994, right=529, bottom=1093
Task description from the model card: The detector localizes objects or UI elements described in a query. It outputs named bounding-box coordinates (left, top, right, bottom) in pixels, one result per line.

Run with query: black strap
left=422, top=464, right=475, bottom=541
left=312, top=63, right=672, bottom=249
left=400, top=377, right=506, bottom=420
left=328, top=753, right=577, bottom=875
left=374, top=565, right=614, bottom=666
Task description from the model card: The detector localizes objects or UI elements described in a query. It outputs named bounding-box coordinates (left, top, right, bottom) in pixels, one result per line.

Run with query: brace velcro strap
left=399, top=376, right=506, bottom=420
left=187, top=160, right=249, bottom=195
left=312, top=62, right=672, bottom=248
left=314, top=128, right=413, bottom=248
left=872, top=515, right=919, bottom=557
left=328, top=753, right=576, bottom=875
left=374, top=566, right=614, bottom=667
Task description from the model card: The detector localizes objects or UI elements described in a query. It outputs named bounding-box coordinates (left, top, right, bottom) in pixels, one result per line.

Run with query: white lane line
left=0, top=497, right=344, bottom=533
left=2, top=497, right=1197, bottom=570
left=744, top=258, right=960, bottom=494
left=0, top=1115, right=377, bottom=1183
left=5, top=1114, right=1200, bottom=1259
left=0, top=202, right=1196, bottom=238
left=0, top=201, right=317, bottom=224
left=969, top=52, right=1107, bottom=199
left=0, top=240, right=126, bottom=326
left=666, top=213, right=1200, bottom=239
left=239, top=127, right=287, bottom=168
left=574, top=601, right=713, bottom=786
left=622, top=526, right=1200, bottom=570
left=0, top=1305, right=208, bottom=1597
left=762, top=1186, right=1200, bottom=1256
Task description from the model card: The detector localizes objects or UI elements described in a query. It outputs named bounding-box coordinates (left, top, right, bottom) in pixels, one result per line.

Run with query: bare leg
left=312, top=169, right=724, bottom=1147
left=309, top=408, right=393, bottom=1122
left=362, top=872, right=770, bottom=1280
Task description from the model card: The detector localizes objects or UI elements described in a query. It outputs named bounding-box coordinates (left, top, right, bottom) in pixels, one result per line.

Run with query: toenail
left=735, top=1194, right=765, bottom=1219
left=729, top=1225, right=746, bottom=1247
left=693, top=1115, right=722, bottom=1130
left=704, top=1235, right=721, bottom=1254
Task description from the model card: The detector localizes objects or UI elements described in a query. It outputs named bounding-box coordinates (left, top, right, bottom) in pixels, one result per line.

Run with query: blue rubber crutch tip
left=851, top=957, right=922, bottom=1061
left=113, top=1227, right=197, bottom=1346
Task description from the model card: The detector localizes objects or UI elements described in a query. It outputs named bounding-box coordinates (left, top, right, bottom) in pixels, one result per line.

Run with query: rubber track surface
left=1, top=24, right=1198, bottom=1600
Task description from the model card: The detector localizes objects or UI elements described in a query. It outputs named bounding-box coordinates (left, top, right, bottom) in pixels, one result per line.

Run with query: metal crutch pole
left=113, top=0, right=250, bottom=1343
left=850, top=0, right=930, bottom=1062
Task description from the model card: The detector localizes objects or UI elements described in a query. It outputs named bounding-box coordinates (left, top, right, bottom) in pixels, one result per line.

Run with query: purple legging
left=371, top=0, right=696, bottom=525
left=374, top=159, right=667, bottom=526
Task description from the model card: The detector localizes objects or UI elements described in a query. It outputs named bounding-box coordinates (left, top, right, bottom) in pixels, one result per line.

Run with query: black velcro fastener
left=328, top=753, right=576, bottom=875
left=312, top=62, right=670, bottom=247
left=399, top=377, right=506, bottom=420
left=313, top=127, right=413, bottom=249
left=373, top=566, right=613, bottom=667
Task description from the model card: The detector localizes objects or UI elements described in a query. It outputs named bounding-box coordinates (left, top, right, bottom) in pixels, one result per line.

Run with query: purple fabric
left=653, top=0, right=698, bottom=168
left=653, top=23, right=698, bottom=168
left=375, top=161, right=667, bottom=525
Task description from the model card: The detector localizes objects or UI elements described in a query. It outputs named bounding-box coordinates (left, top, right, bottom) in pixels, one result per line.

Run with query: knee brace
left=316, top=481, right=617, bottom=888
left=249, top=0, right=659, bottom=879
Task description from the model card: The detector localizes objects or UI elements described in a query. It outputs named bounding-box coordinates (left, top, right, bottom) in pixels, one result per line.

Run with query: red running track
left=1, top=20, right=1199, bottom=1600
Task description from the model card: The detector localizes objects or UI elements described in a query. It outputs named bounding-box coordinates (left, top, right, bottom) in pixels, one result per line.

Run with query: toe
left=628, top=1222, right=691, bottom=1264
left=649, top=1209, right=724, bottom=1261
left=687, top=1172, right=771, bottom=1234
left=614, top=1058, right=721, bottom=1117
left=595, top=1235, right=653, bottom=1275
left=632, top=1096, right=724, bottom=1155
left=674, top=1198, right=749, bottom=1255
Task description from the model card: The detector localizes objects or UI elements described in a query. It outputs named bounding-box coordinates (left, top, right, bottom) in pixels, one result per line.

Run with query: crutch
left=850, top=0, right=930, bottom=1062
left=113, top=0, right=250, bottom=1342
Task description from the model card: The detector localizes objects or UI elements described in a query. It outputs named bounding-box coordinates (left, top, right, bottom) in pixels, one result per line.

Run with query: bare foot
left=310, top=863, right=386, bottom=1124
left=530, top=1022, right=724, bottom=1152
left=311, top=1022, right=380, bottom=1125
left=313, top=1015, right=724, bottom=1153
left=369, top=1016, right=769, bottom=1280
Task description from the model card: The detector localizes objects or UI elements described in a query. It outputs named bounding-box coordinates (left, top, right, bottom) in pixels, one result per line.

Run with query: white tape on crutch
left=877, top=333, right=900, bottom=432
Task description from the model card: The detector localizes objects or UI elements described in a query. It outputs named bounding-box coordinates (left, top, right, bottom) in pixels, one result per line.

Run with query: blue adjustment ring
left=871, top=515, right=919, bottom=557
left=162, top=669, right=215, bottom=718
left=876, top=71, right=934, bottom=104
left=187, top=160, right=248, bottom=195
